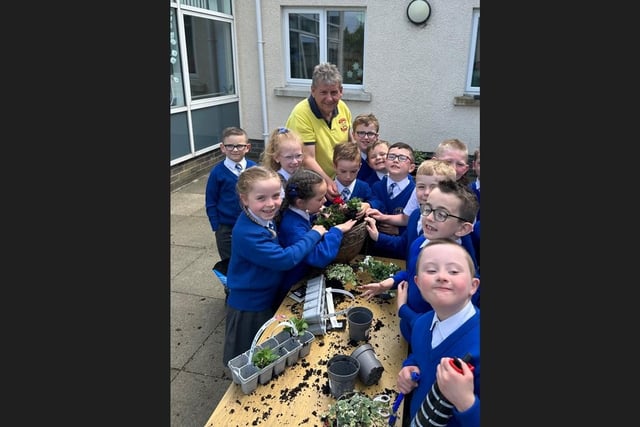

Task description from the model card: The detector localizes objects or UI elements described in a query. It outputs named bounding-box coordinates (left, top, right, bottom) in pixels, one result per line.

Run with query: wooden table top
left=204, top=256, right=407, bottom=427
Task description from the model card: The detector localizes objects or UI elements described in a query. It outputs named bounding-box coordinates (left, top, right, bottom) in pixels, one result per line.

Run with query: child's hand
left=358, top=278, right=392, bottom=300
left=377, top=222, right=400, bottom=235
left=334, top=218, right=356, bottom=233
left=311, top=224, right=328, bottom=236
left=356, top=203, right=371, bottom=220
left=364, top=216, right=379, bottom=241
left=396, top=280, right=408, bottom=314
left=397, top=366, right=420, bottom=395
left=436, top=357, right=476, bottom=412
left=365, top=207, right=383, bottom=219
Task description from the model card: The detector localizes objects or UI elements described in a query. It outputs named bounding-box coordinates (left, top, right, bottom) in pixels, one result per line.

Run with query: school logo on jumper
left=339, top=118, right=349, bottom=132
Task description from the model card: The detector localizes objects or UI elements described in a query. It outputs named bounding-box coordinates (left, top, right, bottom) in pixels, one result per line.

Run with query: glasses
left=355, top=131, right=378, bottom=138
left=224, top=144, right=248, bottom=151
left=282, top=154, right=303, bottom=161
left=420, top=204, right=470, bottom=222
left=386, top=153, right=412, bottom=162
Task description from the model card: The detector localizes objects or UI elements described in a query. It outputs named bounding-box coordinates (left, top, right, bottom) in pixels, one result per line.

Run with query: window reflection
left=184, top=15, right=235, bottom=100
left=287, top=10, right=365, bottom=85
left=170, top=9, right=185, bottom=107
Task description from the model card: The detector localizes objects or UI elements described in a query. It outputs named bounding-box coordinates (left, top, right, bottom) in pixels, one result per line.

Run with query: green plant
left=357, top=255, right=401, bottom=281
left=251, top=347, right=279, bottom=369
left=314, top=197, right=362, bottom=228
left=284, top=316, right=308, bottom=335
left=321, top=392, right=390, bottom=427
left=325, top=263, right=358, bottom=285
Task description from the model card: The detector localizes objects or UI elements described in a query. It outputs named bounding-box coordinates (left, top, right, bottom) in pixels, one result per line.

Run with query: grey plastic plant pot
left=280, top=337, right=302, bottom=366
left=297, top=330, right=316, bottom=358
left=350, top=343, right=385, bottom=386
left=327, top=354, right=360, bottom=399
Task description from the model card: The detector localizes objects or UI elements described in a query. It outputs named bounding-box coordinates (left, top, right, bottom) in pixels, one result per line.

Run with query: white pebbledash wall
left=233, top=0, right=480, bottom=154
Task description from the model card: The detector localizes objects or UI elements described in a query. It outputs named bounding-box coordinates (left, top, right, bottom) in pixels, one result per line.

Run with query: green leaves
left=251, top=347, right=279, bottom=368
left=357, top=255, right=400, bottom=281
left=314, top=197, right=362, bottom=228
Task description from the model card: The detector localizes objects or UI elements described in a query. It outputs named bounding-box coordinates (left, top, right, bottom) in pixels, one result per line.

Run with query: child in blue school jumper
left=359, top=178, right=479, bottom=342
left=397, top=239, right=480, bottom=427
left=351, top=113, right=380, bottom=183
left=205, top=126, right=257, bottom=262
left=222, top=166, right=329, bottom=366
left=363, top=139, right=390, bottom=188
left=365, top=159, right=456, bottom=261
left=325, top=141, right=378, bottom=216
left=469, top=148, right=480, bottom=267
left=366, top=142, right=416, bottom=257
left=278, top=168, right=356, bottom=295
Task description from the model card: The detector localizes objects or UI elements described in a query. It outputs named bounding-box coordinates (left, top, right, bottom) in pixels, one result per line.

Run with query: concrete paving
left=170, top=173, right=231, bottom=427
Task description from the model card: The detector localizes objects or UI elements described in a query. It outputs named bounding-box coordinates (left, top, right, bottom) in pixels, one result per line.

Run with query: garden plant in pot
left=314, top=197, right=367, bottom=264
left=284, top=315, right=316, bottom=358
left=320, top=391, right=390, bottom=427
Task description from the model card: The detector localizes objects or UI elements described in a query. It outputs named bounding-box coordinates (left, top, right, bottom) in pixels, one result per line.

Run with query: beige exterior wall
left=233, top=0, right=479, bottom=154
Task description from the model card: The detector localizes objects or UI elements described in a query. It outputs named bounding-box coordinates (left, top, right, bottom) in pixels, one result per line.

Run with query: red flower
left=332, top=196, right=344, bottom=205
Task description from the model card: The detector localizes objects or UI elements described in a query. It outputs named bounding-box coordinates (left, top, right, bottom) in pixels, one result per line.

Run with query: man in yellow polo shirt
left=286, top=62, right=353, bottom=200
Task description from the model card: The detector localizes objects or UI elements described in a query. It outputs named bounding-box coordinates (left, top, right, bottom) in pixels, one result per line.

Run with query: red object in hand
left=449, top=356, right=474, bottom=374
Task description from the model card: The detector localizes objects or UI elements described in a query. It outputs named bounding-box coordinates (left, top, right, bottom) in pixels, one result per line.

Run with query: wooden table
left=204, top=256, right=408, bottom=427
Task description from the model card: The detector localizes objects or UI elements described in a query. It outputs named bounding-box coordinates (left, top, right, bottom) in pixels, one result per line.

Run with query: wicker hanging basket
left=333, top=220, right=367, bottom=264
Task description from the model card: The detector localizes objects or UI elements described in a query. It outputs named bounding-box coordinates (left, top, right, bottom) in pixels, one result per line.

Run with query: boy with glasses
left=363, top=159, right=456, bottom=260
left=351, top=113, right=380, bottom=183
left=366, top=142, right=416, bottom=249
left=359, top=178, right=479, bottom=342
left=205, top=126, right=257, bottom=262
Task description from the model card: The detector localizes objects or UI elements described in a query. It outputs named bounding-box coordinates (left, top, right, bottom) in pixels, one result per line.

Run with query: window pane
left=184, top=15, right=235, bottom=100
left=328, top=11, right=365, bottom=85
left=170, top=9, right=185, bottom=107
left=289, top=13, right=320, bottom=79
left=471, top=17, right=480, bottom=87
left=191, top=103, right=240, bottom=151
left=465, top=10, right=480, bottom=93
left=286, top=9, right=365, bottom=86
left=180, top=0, right=232, bottom=14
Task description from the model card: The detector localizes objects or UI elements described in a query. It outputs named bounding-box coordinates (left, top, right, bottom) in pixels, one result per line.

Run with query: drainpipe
left=255, top=0, right=269, bottom=145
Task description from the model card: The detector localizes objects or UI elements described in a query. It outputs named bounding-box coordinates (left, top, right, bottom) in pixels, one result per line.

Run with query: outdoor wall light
left=407, top=0, right=432, bottom=25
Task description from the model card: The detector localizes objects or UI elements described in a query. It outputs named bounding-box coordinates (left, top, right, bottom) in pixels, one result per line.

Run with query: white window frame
left=282, top=7, right=366, bottom=91
left=464, top=9, right=480, bottom=95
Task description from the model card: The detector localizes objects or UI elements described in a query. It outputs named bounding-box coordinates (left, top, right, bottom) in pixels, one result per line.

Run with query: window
left=465, top=9, right=480, bottom=94
left=284, top=8, right=366, bottom=87
left=170, top=8, right=185, bottom=107
left=183, top=14, right=235, bottom=100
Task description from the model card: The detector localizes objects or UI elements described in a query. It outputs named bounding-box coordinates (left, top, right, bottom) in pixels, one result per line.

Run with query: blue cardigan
left=226, top=211, right=323, bottom=311
left=403, top=309, right=480, bottom=427
left=205, top=159, right=257, bottom=230
left=373, top=205, right=422, bottom=260
left=370, top=176, right=415, bottom=235
left=357, top=157, right=375, bottom=183
left=278, top=208, right=346, bottom=292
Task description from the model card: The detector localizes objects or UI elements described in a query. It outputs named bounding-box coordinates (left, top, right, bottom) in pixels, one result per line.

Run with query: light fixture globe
left=407, top=0, right=432, bottom=25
